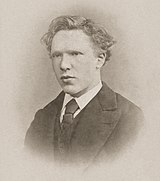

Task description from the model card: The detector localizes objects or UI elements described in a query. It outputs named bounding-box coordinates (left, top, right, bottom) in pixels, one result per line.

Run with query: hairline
left=50, top=29, right=102, bottom=56
left=41, top=15, right=116, bottom=62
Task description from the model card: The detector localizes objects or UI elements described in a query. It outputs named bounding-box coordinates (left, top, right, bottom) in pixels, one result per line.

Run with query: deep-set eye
left=70, top=51, right=83, bottom=56
left=71, top=52, right=79, bottom=56
left=52, top=53, right=62, bottom=58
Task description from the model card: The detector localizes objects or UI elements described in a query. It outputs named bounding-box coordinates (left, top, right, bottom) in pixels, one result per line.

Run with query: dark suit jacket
left=25, top=82, right=143, bottom=167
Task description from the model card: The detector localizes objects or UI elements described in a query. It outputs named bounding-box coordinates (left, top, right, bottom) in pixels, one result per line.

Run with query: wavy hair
left=41, top=15, right=116, bottom=62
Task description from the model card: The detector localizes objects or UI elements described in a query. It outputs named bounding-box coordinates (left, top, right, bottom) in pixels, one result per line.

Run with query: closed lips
left=61, top=75, right=74, bottom=79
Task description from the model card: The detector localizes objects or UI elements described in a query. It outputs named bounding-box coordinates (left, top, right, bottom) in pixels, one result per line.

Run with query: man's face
left=51, top=30, right=101, bottom=97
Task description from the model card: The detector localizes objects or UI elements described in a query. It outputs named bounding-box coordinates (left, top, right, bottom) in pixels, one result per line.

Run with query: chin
left=62, top=85, right=79, bottom=96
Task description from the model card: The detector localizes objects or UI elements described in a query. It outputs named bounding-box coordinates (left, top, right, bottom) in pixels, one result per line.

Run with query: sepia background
left=1, top=0, right=160, bottom=180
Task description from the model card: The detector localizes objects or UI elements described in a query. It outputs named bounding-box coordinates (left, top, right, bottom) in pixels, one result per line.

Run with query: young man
left=25, top=15, right=143, bottom=167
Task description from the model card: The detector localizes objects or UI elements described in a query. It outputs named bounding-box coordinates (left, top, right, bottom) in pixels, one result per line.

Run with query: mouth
left=61, top=75, right=75, bottom=82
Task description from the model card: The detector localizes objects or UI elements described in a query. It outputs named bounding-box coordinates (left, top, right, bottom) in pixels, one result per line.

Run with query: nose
left=60, top=53, right=71, bottom=71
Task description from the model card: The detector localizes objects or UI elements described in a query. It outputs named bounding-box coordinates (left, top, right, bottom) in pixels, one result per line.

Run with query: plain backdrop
left=1, top=0, right=160, bottom=180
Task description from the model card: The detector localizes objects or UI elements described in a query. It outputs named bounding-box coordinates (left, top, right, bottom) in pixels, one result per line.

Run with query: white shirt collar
left=62, top=81, right=102, bottom=111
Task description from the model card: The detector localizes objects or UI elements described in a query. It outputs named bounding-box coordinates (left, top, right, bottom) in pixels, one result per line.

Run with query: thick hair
left=41, top=15, right=116, bottom=62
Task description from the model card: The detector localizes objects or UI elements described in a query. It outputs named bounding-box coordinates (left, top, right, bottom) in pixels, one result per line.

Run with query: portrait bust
left=24, top=15, right=144, bottom=168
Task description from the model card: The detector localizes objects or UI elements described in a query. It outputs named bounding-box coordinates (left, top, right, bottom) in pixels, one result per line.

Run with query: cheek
left=81, top=62, right=94, bottom=75
left=52, top=62, right=60, bottom=77
left=52, top=60, right=59, bottom=70
left=78, top=68, right=93, bottom=84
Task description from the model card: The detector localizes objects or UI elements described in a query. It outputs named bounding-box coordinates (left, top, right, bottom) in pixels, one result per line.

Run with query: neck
left=72, top=79, right=102, bottom=98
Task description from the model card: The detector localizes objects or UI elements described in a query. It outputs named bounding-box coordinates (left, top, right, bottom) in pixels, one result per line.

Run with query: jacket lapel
left=71, top=83, right=120, bottom=163
left=44, top=91, right=64, bottom=147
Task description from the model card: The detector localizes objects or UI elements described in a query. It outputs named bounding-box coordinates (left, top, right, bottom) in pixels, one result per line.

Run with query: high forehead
left=51, top=30, right=94, bottom=52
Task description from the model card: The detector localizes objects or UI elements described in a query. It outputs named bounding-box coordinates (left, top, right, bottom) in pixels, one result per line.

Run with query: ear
left=96, top=53, right=106, bottom=69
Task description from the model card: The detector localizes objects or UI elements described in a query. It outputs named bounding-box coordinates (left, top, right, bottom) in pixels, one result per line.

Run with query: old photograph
left=1, top=0, right=160, bottom=180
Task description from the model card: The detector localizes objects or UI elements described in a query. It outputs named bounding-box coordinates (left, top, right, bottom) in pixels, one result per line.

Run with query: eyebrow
left=51, top=50, right=84, bottom=55
left=67, top=50, right=84, bottom=55
left=51, top=51, right=62, bottom=56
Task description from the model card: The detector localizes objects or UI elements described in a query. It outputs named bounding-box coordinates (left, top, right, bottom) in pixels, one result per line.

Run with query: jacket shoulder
left=100, top=92, right=144, bottom=160
left=115, top=93, right=144, bottom=132
left=26, top=97, right=58, bottom=130
left=112, top=93, right=143, bottom=146
left=116, top=93, right=142, bottom=114
left=31, top=90, right=64, bottom=117
left=24, top=92, right=64, bottom=152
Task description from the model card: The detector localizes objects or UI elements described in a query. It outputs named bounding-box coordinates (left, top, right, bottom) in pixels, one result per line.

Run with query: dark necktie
left=58, top=99, right=79, bottom=157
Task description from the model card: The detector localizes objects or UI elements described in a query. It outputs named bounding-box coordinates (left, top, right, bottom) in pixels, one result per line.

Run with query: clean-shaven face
left=51, top=30, right=101, bottom=97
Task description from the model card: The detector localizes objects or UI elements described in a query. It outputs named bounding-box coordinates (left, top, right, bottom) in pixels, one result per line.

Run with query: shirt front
left=60, top=82, right=102, bottom=123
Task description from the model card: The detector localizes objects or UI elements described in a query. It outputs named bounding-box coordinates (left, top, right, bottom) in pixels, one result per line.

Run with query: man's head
left=41, top=15, right=115, bottom=97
